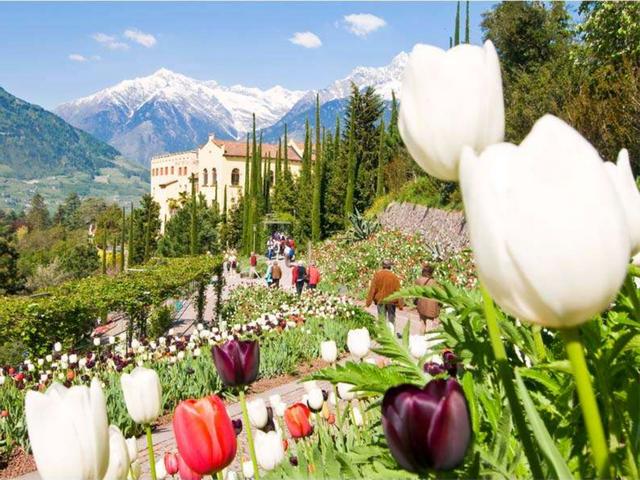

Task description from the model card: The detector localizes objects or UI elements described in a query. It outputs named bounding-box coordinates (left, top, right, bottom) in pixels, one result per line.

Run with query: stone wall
left=377, top=202, right=469, bottom=254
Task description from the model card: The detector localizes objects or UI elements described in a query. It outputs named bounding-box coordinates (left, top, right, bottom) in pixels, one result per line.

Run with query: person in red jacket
left=291, top=261, right=307, bottom=296
left=249, top=252, right=258, bottom=279
left=307, top=262, right=321, bottom=290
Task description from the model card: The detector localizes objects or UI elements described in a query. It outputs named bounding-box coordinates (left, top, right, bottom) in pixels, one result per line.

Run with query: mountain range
left=55, top=51, right=409, bottom=165
left=0, top=87, right=148, bottom=210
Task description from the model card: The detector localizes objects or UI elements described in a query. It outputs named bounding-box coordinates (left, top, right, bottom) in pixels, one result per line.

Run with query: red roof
left=213, top=140, right=303, bottom=162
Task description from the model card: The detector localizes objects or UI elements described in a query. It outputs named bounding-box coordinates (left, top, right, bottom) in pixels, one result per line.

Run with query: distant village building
left=150, top=134, right=303, bottom=231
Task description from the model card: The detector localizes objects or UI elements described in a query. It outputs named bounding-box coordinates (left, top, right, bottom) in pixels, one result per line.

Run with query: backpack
left=297, top=265, right=306, bottom=282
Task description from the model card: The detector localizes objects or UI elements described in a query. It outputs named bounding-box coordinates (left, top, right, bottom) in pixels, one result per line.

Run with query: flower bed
left=0, top=286, right=374, bottom=467
left=313, top=229, right=476, bottom=299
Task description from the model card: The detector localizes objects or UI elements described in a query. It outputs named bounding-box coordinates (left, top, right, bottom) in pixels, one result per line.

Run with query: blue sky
left=0, top=1, right=496, bottom=110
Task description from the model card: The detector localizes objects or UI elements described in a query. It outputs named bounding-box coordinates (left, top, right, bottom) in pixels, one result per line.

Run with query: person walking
left=415, top=264, right=441, bottom=333
left=365, top=260, right=404, bottom=327
left=291, top=261, right=307, bottom=296
left=249, top=251, right=258, bottom=279
left=307, top=262, right=321, bottom=290
left=271, top=261, right=282, bottom=288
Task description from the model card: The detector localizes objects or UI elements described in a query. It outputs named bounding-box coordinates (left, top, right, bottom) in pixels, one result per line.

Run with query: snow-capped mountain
left=56, top=51, right=408, bottom=164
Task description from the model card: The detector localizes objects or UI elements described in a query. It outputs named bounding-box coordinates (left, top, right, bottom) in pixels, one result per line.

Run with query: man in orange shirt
left=366, top=260, right=404, bottom=325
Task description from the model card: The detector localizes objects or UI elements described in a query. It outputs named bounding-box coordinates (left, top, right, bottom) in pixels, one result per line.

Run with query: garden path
left=18, top=256, right=423, bottom=480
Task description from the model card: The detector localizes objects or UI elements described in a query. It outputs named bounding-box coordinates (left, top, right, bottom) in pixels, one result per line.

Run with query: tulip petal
left=212, top=345, right=237, bottom=387
left=606, top=149, right=640, bottom=255
left=427, top=380, right=471, bottom=470
left=238, top=341, right=260, bottom=385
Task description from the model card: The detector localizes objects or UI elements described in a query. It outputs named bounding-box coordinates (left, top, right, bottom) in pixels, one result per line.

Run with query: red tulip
left=173, top=395, right=237, bottom=475
left=211, top=340, right=259, bottom=387
left=284, top=403, right=313, bottom=439
left=164, top=452, right=179, bottom=476
left=177, top=453, right=202, bottom=480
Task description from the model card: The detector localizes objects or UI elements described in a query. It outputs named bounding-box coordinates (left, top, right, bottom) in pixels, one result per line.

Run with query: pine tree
left=376, top=121, right=387, bottom=197
left=344, top=101, right=356, bottom=219
left=454, top=1, right=461, bottom=46
left=465, top=0, right=470, bottom=43
left=311, top=95, right=324, bottom=241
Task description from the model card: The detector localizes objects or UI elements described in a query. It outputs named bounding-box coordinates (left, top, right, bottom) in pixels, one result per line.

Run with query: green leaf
left=461, top=371, right=480, bottom=435
left=514, top=370, right=574, bottom=480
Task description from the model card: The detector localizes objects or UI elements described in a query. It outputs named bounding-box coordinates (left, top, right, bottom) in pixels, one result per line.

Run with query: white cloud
left=289, top=31, right=322, bottom=49
left=92, top=32, right=129, bottom=50
left=68, top=54, right=87, bottom=62
left=343, top=13, right=386, bottom=37
left=68, top=54, right=101, bottom=62
left=124, top=29, right=157, bottom=48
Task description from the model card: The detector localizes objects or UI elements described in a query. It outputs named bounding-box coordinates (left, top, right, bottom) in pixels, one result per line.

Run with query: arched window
left=212, top=168, right=217, bottom=185
left=231, top=168, right=240, bottom=186
left=203, top=168, right=208, bottom=186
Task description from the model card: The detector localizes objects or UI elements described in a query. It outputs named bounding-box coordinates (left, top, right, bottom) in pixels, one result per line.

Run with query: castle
left=150, top=134, right=303, bottom=231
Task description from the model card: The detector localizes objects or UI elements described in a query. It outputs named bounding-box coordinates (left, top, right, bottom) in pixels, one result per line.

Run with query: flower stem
left=239, top=389, right=260, bottom=480
left=145, top=424, right=157, bottom=480
left=560, top=327, right=610, bottom=478
left=480, top=284, right=544, bottom=479
left=333, top=384, right=342, bottom=430
left=216, top=470, right=224, bottom=480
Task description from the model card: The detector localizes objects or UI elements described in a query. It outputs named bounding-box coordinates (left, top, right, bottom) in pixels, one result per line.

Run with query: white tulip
left=347, top=328, right=370, bottom=359
left=25, top=377, right=109, bottom=480
left=104, top=425, right=130, bottom=480
left=126, top=437, right=138, bottom=462
left=154, top=457, right=168, bottom=480
left=307, top=387, right=324, bottom=411
left=109, top=336, right=116, bottom=345
left=364, top=357, right=377, bottom=365
left=54, top=342, right=62, bottom=352
left=459, top=115, right=630, bottom=328
left=255, top=430, right=286, bottom=471
left=247, top=398, right=269, bottom=429
left=605, top=149, right=640, bottom=255
left=131, top=339, right=140, bottom=350
left=409, top=335, right=428, bottom=359
left=337, top=382, right=356, bottom=401
left=320, top=341, right=337, bottom=363
left=226, top=470, right=238, bottom=480
left=242, top=460, right=254, bottom=479
left=352, top=406, right=364, bottom=427
left=37, top=358, right=44, bottom=367
left=399, top=40, right=504, bottom=181
left=128, top=460, right=141, bottom=480
left=93, top=338, right=101, bottom=347
left=302, top=380, right=318, bottom=393
left=45, top=354, right=53, bottom=363
left=328, top=391, right=336, bottom=406
left=177, top=351, right=185, bottom=361
left=0, top=375, right=5, bottom=385
left=61, top=354, right=68, bottom=363
left=120, top=367, right=162, bottom=424
left=268, top=394, right=282, bottom=409
left=28, top=363, right=35, bottom=372
left=274, top=401, right=286, bottom=417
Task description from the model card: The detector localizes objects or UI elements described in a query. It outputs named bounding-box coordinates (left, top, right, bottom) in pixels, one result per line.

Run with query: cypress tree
left=190, top=173, right=198, bottom=255
left=376, top=121, right=386, bottom=198
left=275, top=139, right=282, bottom=186
left=242, top=133, right=251, bottom=253
left=311, top=96, right=323, bottom=242
left=465, top=1, right=470, bottom=43
left=128, top=202, right=135, bottom=268
left=315, top=93, right=321, bottom=167
left=449, top=36, right=453, bottom=49
left=283, top=124, right=289, bottom=173
left=344, top=103, right=356, bottom=219
left=454, top=1, right=460, bottom=46
left=223, top=185, right=228, bottom=221
left=119, top=207, right=126, bottom=272
left=143, top=206, right=152, bottom=262
left=111, top=234, right=116, bottom=270
left=101, top=227, right=107, bottom=274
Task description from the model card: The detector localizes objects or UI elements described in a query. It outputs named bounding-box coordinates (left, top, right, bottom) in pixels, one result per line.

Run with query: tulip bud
left=399, top=40, right=504, bottom=181
left=242, top=461, right=254, bottom=479
left=347, top=328, right=370, bottom=359
left=284, top=403, right=313, bottom=439
left=254, top=430, right=286, bottom=471
left=25, top=378, right=109, bottom=480
left=211, top=340, right=259, bottom=387
left=268, top=394, right=282, bottom=409
left=54, top=342, right=62, bottom=352
left=120, top=367, right=162, bottom=424
left=93, top=338, right=101, bottom=347
left=164, top=452, right=179, bottom=476
left=605, top=149, right=640, bottom=255
left=459, top=115, right=630, bottom=328
left=126, top=437, right=138, bottom=462
left=352, top=406, right=364, bottom=427
left=337, top=382, right=356, bottom=401
left=320, top=341, right=337, bottom=363
left=173, top=395, right=237, bottom=475
left=104, top=425, right=130, bottom=480
left=247, top=398, right=269, bottom=429
left=306, top=388, right=324, bottom=412
left=382, top=379, right=471, bottom=472
left=408, top=335, right=428, bottom=359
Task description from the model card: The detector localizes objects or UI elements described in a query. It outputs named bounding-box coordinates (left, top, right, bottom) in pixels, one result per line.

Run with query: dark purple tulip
left=382, top=378, right=471, bottom=472
left=423, top=362, right=446, bottom=376
left=442, top=351, right=461, bottom=377
left=232, top=418, right=243, bottom=436
left=211, top=339, right=260, bottom=387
